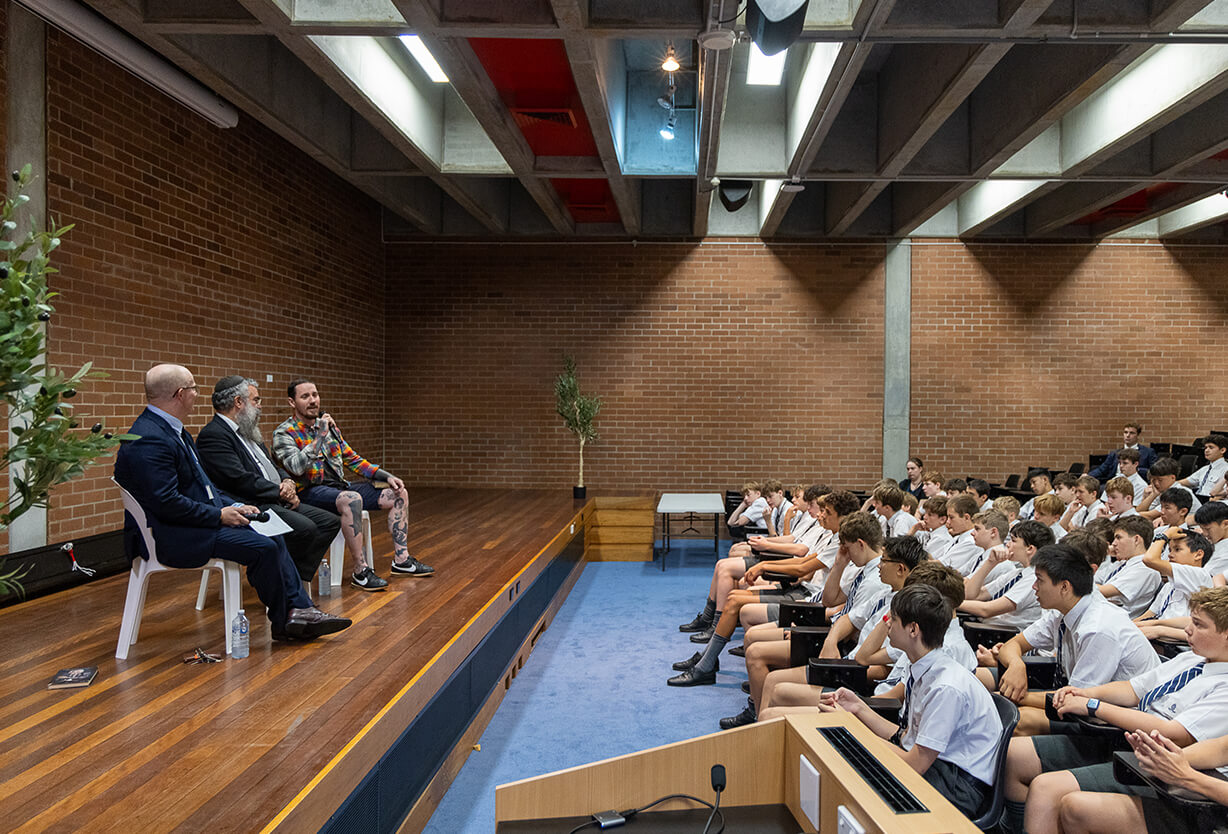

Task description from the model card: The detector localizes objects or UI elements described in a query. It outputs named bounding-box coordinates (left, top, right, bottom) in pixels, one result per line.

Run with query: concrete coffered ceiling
left=68, top=0, right=1228, bottom=240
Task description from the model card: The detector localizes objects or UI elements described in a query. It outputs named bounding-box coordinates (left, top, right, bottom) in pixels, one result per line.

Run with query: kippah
left=213, top=375, right=246, bottom=393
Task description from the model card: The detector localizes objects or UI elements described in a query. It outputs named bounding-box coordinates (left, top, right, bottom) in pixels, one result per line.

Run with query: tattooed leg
left=380, top=487, right=410, bottom=562
left=335, top=490, right=367, bottom=570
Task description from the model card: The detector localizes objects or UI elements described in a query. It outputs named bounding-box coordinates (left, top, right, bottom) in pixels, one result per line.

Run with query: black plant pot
left=573, top=486, right=587, bottom=500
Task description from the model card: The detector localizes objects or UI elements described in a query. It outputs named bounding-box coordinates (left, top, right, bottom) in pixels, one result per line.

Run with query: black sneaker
left=678, top=612, right=713, bottom=633
left=391, top=557, right=435, bottom=577
left=350, top=567, right=388, bottom=591
left=719, top=699, right=757, bottom=730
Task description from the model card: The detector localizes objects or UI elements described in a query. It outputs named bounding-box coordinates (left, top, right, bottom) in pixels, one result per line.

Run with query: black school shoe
left=678, top=612, right=713, bottom=632
left=672, top=652, right=719, bottom=672
left=667, top=667, right=716, bottom=687
left=719, top=699, right=757, bottom=729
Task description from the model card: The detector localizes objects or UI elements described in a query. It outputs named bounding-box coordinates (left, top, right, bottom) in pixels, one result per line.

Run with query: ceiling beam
left=693, top=0, right=738, bottom=238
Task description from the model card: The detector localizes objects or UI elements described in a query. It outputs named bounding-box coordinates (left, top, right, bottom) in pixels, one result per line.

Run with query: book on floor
left=47, top=666, right=98, bottom=690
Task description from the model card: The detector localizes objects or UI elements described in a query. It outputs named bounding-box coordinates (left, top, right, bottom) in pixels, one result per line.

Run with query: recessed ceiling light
left=398, top=35, right=449, bottom=83
left=746, top=42, right=786, bottom=86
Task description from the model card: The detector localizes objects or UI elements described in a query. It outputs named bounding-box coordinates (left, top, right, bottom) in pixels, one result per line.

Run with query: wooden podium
left=496, top=713, right=979, bottom=833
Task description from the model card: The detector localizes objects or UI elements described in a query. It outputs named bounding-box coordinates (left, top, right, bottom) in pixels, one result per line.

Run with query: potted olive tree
left=554, top=355, right=601, bottom=500
left=0, top=165, right=124, bottom=599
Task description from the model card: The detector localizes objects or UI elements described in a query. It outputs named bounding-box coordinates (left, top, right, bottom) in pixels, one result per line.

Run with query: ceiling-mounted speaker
left=746, top=0, right=809, bottom=56
left=697, top=28, right=737, bottom=51
left=718, top=180, right=753, bottom=212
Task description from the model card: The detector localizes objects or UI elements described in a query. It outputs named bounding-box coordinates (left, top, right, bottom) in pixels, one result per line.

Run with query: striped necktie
left=1055, top=620, right=1069, bottom=683
left=991, top=573, right=1024, bottom=600
left=832, top=569, right=866, bottom=624
left=1138, top=662, right=1205, bottom=712
left=899, top=672, right=916, bottom=734
left=1154, top=585, right=1176, bottom=618
left=1102, top=559, right=1127, bottom=582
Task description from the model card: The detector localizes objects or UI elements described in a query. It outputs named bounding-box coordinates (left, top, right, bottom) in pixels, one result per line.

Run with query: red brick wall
left=383, top=241, right=888, bottom=491
left=39, top=29, right=385, bottom=540
left=909, top=239, right=1228, bottom=484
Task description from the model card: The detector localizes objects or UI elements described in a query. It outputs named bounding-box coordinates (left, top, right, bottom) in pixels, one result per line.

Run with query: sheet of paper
left=249, top=513, right=293, bottom=537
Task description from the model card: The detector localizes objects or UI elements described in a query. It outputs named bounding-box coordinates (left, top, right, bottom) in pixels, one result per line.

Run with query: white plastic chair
left=328, top=509, right=373, bottom=586
left=114, top=481, right=242, bottom=659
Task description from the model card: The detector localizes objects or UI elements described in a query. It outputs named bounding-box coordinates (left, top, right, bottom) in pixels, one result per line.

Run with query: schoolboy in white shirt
left=939, top=494, right=984, bottom=575
left=969, top=479, right=994, bottom=513
left=1115, top=448, right=1148, bottom=504
left=1097, top=515, right=1163, bottom=618
left=1135, top=527, right=1212, bottom=643
left=917, top=495, right=954, bottom=559
left=820, top=584, right=1002, bottom=819
left=1018, top=468, right=1054, bottom=522
left=970, top=509, right=1018, bottom=583
left=1136, top=457, right=1201, bottom=521
left=993, top=495, right=1021, bottom=531
left=870, top=484, right=919, bottom=537
left=1061, top=475, right=1104, bottom=531
left=1192, top=500, right=1228, bottom=582
left=727, top=480, right=769, bottom=531
left=1098, top=476, right=1139, bottom=521
left=1032, top=493, right=1067, bottom=542
left=1182, top=434, right=1228, bottom=497
left=1006, top=587, right=1228, bottom=834
left=758, top=479, right=790, bottom=537
left=961, top=520, right=1056, bottom=630
left=995, top=544, right=1160, bottom=736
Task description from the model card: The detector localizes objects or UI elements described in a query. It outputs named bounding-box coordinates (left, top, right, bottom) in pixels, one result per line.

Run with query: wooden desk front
left=496, top=713, right=979, bottom=833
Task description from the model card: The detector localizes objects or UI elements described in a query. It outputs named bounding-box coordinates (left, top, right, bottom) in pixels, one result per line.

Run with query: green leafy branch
left=0, top=165, right=130, bottom=597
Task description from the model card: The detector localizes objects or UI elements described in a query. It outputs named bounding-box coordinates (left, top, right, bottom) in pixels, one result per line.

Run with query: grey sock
left=695, top=633, right=729, bottom=673
left=702, top=598, right=716, bottom=620
left=1003, top=799, right=1026, bottom=834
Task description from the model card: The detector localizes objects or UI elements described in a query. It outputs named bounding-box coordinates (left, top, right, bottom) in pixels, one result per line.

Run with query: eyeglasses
left=176, top=384, right=198, bottom=395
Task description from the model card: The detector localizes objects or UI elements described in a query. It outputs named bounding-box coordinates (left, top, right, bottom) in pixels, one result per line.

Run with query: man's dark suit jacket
left=197, top=415, right=286, bottom=507
left=114, top=408, right=232, bottom=568
left=1089, top=445, right=1158, bottom=481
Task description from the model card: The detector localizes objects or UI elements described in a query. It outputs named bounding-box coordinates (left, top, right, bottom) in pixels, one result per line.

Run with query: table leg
left=713, top=513, right=719, bottom=554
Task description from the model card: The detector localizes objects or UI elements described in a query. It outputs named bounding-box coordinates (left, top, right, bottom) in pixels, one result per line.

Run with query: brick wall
left=909, top=239, right=1228, bottom=484
left=383, top=241, right=888, bottom=491
left=39, top=29, right=386, bottom=540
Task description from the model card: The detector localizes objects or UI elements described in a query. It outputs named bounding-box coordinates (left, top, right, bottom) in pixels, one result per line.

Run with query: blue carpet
left=422, top=540, right=747, bottom=834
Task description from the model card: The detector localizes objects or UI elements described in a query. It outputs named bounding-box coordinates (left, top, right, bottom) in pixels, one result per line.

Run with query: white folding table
left=655, top=492, right=725, bottom=571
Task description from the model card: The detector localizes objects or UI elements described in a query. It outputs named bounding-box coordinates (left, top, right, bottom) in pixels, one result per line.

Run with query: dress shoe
left=672, top=652, right=718, bottom=672
left=285, top=607, right=352, bottom=639
left=741, top=680, right=751, bottom=694
left=729, top=644, right=746, bottom=658
left=689, top=626, right=714, bottom=644
left=678, top=613, right=713, bottom=633
left=667, top=667, right=716, bottom=687
left=719, top=699, right=757, bottom=730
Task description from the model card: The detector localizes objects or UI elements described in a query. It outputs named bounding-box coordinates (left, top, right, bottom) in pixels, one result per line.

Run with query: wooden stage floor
left=0, top=488, right=589, bottom=833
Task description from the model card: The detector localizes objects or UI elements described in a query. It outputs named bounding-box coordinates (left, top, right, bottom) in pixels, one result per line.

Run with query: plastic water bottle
left=231, top=608, right=249, bottom=659
left=318, top=559, right=332, bottom=597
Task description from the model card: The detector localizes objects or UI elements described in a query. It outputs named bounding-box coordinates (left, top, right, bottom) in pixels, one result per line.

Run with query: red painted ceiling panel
left=551, top=178, right=620, bottom=224
left=1072, top=182, right=1181, bottom=226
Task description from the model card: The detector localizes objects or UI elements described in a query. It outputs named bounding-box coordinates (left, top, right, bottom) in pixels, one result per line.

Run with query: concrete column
left=6, top=3, right=48, bottom=550
left=882, top=239, right=910, bottom=480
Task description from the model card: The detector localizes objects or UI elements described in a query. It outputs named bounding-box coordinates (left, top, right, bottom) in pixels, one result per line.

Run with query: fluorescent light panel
left=747, top=43, right=787, bottom=86
left=398, top=34, right=448, bottom=83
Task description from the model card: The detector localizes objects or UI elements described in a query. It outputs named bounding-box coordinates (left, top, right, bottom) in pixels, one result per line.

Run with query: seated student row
left=664, top=470, right=1228, bottom=828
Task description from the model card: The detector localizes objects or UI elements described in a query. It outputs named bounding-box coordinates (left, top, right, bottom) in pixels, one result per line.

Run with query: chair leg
left=115, top=565, right=148, bottom=660
left=196, top=570, right=211, bottom=610
left=220, top=562, right=241, bottom=655
left=330, top=530, right=344, bottom=587
left=362, top=510, right=373, bottom=568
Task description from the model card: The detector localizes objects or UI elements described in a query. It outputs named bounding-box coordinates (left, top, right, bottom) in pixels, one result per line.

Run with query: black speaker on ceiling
left=746, top=0, right=810, bottom=56
left=718, top=180, right=753, bottom=213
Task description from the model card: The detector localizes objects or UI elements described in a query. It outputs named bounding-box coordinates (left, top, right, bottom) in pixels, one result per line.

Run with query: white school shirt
left=982, top=565, right=1042, bottom=630
left=1070, top=499, right=1104, bottom=529
left=1019, top=490, right=1055, bottom=522
left=921, top=526, right=955, bottom=560
left=765, top=501, right=790, bottom=535
left=1049, top=521, right=1067, bottom=542
left=876, top=618, right=977, bottom=695
left=1097, top=554, right=1163, bottom=618
left=886, top=510, right=919, bottom=537
left=1128, top=654, right=1228, bottom=775
left=846, top=588, right=894, bottom=659
left=1022, top=593, right=1160, bottom=688
left=1107, top=507, right=1140, bottom=520
left=842, top=557, right=891, bottom=631
left=1188, top=458, right=1228, bottom=495
left=1171, top=537, right=1228, bottom=591
left=1150, top=579, right=1192, bottom=620
left=898, top=651, right=1000, bottom=785
left=980, top=499, right=994, bottom=513
left=742, top=496, right=769, bottom=526
left=939, top=530, right=982, bottom=575
left=800, top=531, right=841, bottom=598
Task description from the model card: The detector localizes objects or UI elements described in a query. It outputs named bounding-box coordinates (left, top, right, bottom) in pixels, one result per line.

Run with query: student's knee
left=1029, top=770, right=1078, bottom=806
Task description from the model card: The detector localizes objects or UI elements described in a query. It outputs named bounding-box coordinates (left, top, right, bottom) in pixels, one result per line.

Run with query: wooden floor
left=0, top=488, right=588, bottom=833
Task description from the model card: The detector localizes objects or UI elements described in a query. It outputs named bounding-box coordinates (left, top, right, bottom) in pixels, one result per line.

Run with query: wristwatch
left=1086, top=698, right=1101, bottom=717
left=1155, top=533, right=1169, bottom=542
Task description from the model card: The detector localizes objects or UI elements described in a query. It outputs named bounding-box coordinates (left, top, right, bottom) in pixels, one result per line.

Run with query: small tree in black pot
left=554, top=355, right=601, bottom=499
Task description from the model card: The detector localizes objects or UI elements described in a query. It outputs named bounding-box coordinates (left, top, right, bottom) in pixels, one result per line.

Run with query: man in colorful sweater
left=273, top=378, right=434, bottom=590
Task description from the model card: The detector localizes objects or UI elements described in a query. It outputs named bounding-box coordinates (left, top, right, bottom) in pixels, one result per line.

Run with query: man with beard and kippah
left=198, top=375, right=341, bottom=586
